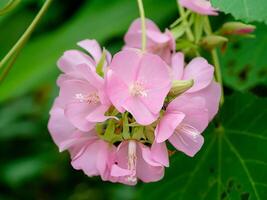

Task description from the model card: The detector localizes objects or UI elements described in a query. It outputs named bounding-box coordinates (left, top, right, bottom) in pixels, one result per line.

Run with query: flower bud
left=169, top=79, right=194, bottom=97
left=220, top=22, right=255, bottom=36
left=201, top=35, right=228, bottom=50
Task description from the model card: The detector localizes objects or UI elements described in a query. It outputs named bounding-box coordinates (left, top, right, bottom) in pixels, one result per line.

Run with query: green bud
left=220, top=22, right=256, bottom=36
left=201, top=35, right=228, bottom=50
left=169, top=79, right=194, bottom=97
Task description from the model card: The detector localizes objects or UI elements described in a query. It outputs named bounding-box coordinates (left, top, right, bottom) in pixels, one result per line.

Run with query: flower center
left=129, top=81, right=147, bottom=97
left=75, top=92, right=100, bottom=104
left=127, top=140, right=137, bottom=183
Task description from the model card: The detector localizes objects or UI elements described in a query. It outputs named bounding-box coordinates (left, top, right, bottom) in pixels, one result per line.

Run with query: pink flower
left=155, top=95, right=209, bottom=157
left=56, top=39, right=113, bottom=131
left=57, top=39, right=111, bottom=78
left=179, top=0, right=219, bottom=16
left=106, top=49, right=172, bottom=125
left=48, top=102, right=116, bottom=179
left=109, top=140, right=168, bottom=185
left=124, top=18, right=175, bottom=64
left=171, top=52, right=221, bottom=120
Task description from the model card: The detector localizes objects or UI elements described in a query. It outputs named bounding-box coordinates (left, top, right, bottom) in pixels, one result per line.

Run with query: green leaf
left=0, top=0, right=177, bottom=102
left=138, top=92, right=267, bottom=200
left=211, top=0, right=267, bottom=24
left=220, top=23, right=267, bottom=91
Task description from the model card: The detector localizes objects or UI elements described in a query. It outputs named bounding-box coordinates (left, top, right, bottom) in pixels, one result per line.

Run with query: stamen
left=126, top=140, right=137, bottom=183
left=129, top=81, right=147, bottom=97
left=75, top=92, right=100, bottom=104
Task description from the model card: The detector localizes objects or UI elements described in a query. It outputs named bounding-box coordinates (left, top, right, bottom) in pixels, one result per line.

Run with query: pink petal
left=171, top=52, right=184, bottom=80
left=71, top=140, right=105, bottom=177
left=109, top=49, right=142, bottom=85
left=65, top=102, right=96, bottom=132
left=168, top=95, right=209, bottom=132
left=139, top=143, right=162, bottom=167
left=77, top=39, right=102, bottom=64
left=86, top=104, right=117, bottom=122
left=186, top=81, right=221, bottom=121
left=126, top=18, right=161, bottom=34
left=122, top=97, right=158, bottom=125
left=106, top=70, right=129, bottom=113
left=151, top=142, right=169, bottom=167
left=169, top=127, right=204, bottom=157
left=75, top=64, right=104, bottom=90
left=137, top=53, right=171, bottom=114
left=58, top=79, right=96, bottom=107
left=146, top=30, right=170, bottom=44
left=136, top=144, right=164, bottom=183
left=48, top=105, right=76, bottom=148
left=60, top=130, right=97, bottom=152
left=57, top=50, right=95, bottom=73
left=179, top=0, right=219, bottom=16
left=110, top=165, right=132, bottom=177
left=183, top=57, right=214, bottom=93
left=155, top=111, right=185, bottom=143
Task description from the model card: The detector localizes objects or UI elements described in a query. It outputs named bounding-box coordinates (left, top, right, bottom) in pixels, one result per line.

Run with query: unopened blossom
left=179, top=0, right=218, bottom=16
left=106, top=49, right=172, bottom=125
left=171, top=52, right=221, bottom=120
left=109, top=140, right=167, bottom=185
left=56, top=39, right=113, bottom=131
left=124, top=18, right=175, bottom=64
left=48, top=102, right=116, bottom=178
left=155, top=95, right=209, bottom=157
left=220, top=22, right=256, bottom=36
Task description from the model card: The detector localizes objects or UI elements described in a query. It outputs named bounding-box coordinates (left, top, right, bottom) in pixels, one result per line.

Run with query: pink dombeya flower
left=56, top=39, right=113, bottom=132
left=171, top=52, right=221, bottom=120
left=155, top=95, right=209, bottom=157
left=106, top=49, right=172, bottom=125
left=108, top=140, right=169, bottom=185
left=155, top=54, right=221, bottom=156
left=179, top=0, right=219, bottom=16
left=124, top=18, right=175, bottom=64
left=48, top=101, right=116, bottom=179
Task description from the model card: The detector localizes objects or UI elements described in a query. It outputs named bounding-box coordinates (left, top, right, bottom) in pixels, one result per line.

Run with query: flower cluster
left=48, top=16, right=221, bottom=185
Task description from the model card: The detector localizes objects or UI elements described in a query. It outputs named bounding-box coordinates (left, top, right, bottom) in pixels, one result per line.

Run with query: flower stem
left=137, top=0, right=146, bottom=52
left=0, top=0, right=53, bottom=76
left=177, top=4, right=194, bottom=42
left=204, top=16, right=224, bottom=105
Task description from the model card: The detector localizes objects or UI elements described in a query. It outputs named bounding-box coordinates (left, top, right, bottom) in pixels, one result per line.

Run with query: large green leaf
left=220, top=23, right=267, bottom=91
left=0, top=0, right=176, bottom=102
left=211, top=0, right=267, bottom=24
left=138, top=93, right=267, bottom=200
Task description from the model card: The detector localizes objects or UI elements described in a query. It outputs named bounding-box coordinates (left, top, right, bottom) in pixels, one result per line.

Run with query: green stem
left=0, top=0, right=20, bottom=15
left=137, top=0, right=146, bottom=51
left=204, top=16, right=224, bottom=105
left=0, top=0, right=53, bottom=72
left=177, top=4, right=194, bottom=42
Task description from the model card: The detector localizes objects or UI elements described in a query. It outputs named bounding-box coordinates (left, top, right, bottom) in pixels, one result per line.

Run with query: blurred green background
left=0, top=0, right=267, bottom=200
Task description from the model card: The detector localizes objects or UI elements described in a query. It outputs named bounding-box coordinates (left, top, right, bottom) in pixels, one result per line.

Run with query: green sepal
left=95, top=50, right=106, bottom=77
left=132, top=126, right=145, bottom=141
left=122, top=113, right=131, bottom=140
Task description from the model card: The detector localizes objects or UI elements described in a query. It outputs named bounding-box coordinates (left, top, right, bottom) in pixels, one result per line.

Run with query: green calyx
left=96, top=111, right=155, bottom=144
